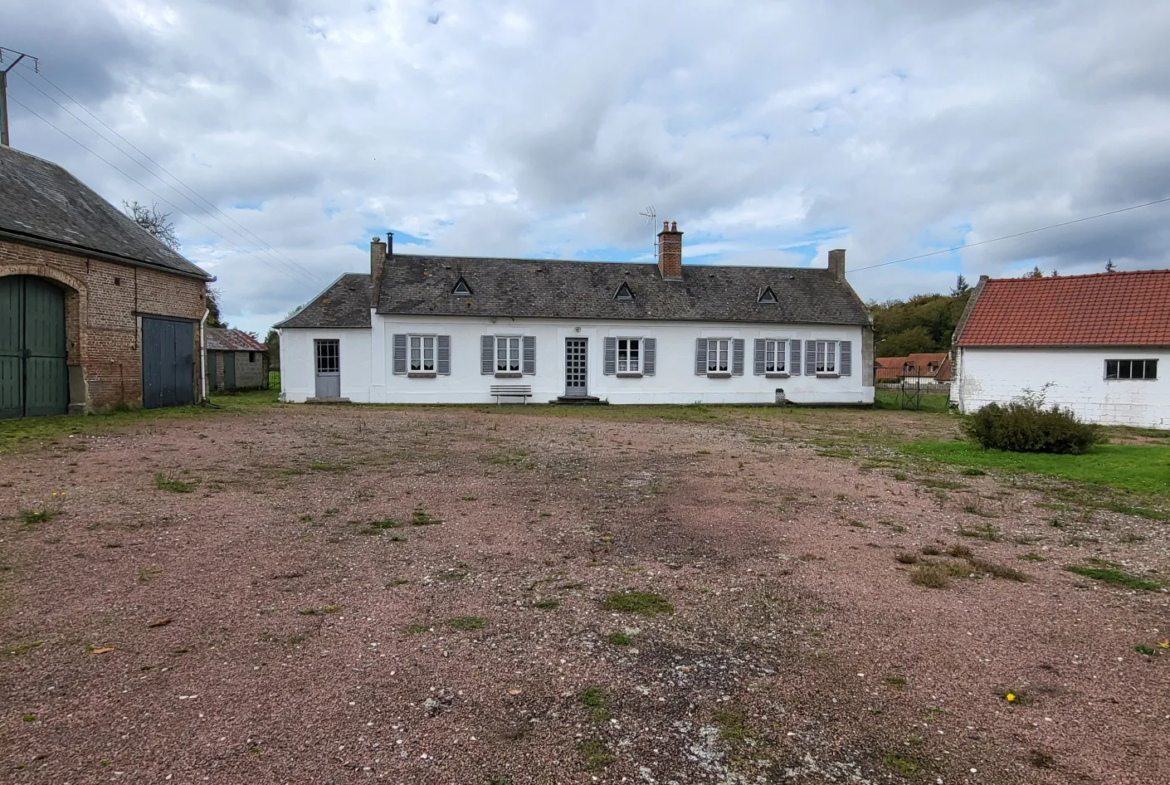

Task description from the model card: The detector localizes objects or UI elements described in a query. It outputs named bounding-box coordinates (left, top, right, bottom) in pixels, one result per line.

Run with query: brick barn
left=0, top=145, right=212, bottom=418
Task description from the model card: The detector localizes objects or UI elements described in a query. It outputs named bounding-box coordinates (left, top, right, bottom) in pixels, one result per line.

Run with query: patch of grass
left=309, top=462, right=350, bottom=473
left=5, top=640, right=44, bottom=656
left=902, top=441, right=1170, bottom=498
left=960, top=467, right=987, bottom=476
left=874, top=390, right=951, bottom=413
left=405, top=623, right=432, bottom=635
left=882, top=754, right=923, bottom=776
left=1066, top=564, right=1162, bottom=591
left=602, top=591, right=673, bottom=617
left=18, top=507, right=59, bottom=525
left=1018, top=552, right=1045, bottom=562
left=532, top=598, right=560, bottom=609
left=460, top=495, right=477, bottom=501
left=1101, top=502, right=1170, bottom=522
left=884, top=674, right=907, bottom=689
left=606, top=631, right=633, bottom=646
left=967, top=558, right=1027, bottom=582
left=1134, top=644, right=1158, bottom=656
left=957, top=523, right=1001, bottom=541
left=22, top=713, right=35, bottom=722
left=920, top=478, right=965, bottom=490
left=817, top=448, right=854, bottom=458
left=910, top=564, right=951, bottom=589
left=298, top=605, right=341, bottom=616
left=362, top=518, right=402, bottom=534
left=893, top=472, right=908, bottom=481
left=154, top=472, right=197, bottom=493
left=411, top=509, right=442, bottom=526
left=136, top=566, right=162, bottom=583
left=577, top=738, right=614, bottom=771
left=578, top=686, right=610, bottom=721
left=945, top=544, right=973, bottom=558
left=447, top=615, right=487, bottom=631
left=479, top=448, right=536, bottom=469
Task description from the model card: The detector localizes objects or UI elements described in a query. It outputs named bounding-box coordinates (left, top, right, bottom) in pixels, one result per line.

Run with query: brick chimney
left=827, top=249, right=846, bottom=282
left=370, top=236, right=386, bottom=307
left=658, top=221, right=683, bottom=280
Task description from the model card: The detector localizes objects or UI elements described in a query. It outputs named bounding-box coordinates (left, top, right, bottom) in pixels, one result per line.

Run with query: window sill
left=765, top=372, right=790, bottom=378
left=494, top=372, right=523, bottom=378
left=408, top=372, right=436, bottom=378
left=706, top=372, right=732, bottom=378
left=616, top=372, right=643, bottom=378
left=816, top=372, right=840, bottom=378
left=1104, top=378, right=1157, bottom=382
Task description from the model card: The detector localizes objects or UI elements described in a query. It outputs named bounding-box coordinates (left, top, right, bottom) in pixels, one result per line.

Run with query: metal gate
left=314, top=339, right=340, bottom=398
left=565, top=337, right=588, bottom=397
left=0, top=276, right=68, bottom=419
left=142, top=317, right=195, bottom=409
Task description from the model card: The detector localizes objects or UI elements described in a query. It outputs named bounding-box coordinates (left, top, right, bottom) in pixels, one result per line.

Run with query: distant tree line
left=869, top=276, right=974, bottom=357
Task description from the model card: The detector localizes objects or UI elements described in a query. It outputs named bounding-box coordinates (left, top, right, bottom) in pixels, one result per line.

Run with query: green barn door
left=23, top=278, right=68, bottom=417
left=0, top=277, right=22, bottom=419
left=224, top=352, right=237, bottom=390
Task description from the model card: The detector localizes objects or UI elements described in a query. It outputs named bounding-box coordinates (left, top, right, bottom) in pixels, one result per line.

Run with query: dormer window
left=614, top=282, right=634, bottom=301
left=757, top=287, right=778, bottom=304
left=452, top=277, right=472, bottom=296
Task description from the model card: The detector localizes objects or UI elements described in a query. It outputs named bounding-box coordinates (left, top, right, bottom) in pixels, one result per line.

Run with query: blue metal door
left=142, top=317, right=195, bottom=409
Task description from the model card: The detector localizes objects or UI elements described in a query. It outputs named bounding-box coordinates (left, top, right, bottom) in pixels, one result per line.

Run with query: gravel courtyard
left=1, top=403, right=1167, bottom=784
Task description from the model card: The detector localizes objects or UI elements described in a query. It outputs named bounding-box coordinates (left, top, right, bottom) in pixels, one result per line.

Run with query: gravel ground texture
left=1, top=403, right=1167, bottom=784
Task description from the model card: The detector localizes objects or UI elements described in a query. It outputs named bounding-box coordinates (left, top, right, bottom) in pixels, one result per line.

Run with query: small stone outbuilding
left=0, top=145, right=212, bottom=418
left=204, top=328, right=268, bottom=392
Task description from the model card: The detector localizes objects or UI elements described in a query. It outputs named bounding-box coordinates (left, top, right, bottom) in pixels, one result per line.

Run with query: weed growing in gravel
left=137, top=566, right=162, bottom=583
left=5, top=640, right=43, bottom=656
left=920, top=478, right=965, bottom=490
left=447, top=616, right=487, bottom=631
left=1134, top=644, right=1158, bottom=656
left=882, top=754, right=922, bottom=776
left=1066, top=564, right=1162, bottom=591
left=607, top=632, right=633, bottom=645
left=578, top=686, right=610, bottom=721
left=362, top=519, right=402, bottom=534
left=910, top=565, right=951, bottom=589
left=405, top=624, right=432, bottom=635
left=309, top=462, right=350, bottom=473
left=895, top=553, right=919, bottom=565
left=155, top=473, right=197, bottom=493
left=576, top=738, right=614, bottom=771
left=1018, top=552, right=1045, bottom=562
left=21, top=713, right=34, bottom=722
left=460, top=495, right=476, bottom=501
left=884, top=674, right=907, bottom=689
left=532, top=598, right=560, bottom=609
left=961, top=468, right=988, bottom=476
left=602, top=591, right=673, bottom=616
left=946, top=544, right=973, bottom=558
left=957, top=523, right=1001, bottom=541
left=1029, top=749, right=1056, bottom=768
left=712, top=706, right=754, bottom=747
left=298, top=605, right=341, bottom=616
left=411, top=509, right=442, bottom=526
left=967, top=558, right=1027, bottom=582
left=17, top=492, right=64, bottom=526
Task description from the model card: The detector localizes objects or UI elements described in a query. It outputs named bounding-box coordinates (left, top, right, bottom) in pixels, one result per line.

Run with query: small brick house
left=0, top=145, right=212, bottom=418
left=204, top=327, right=267, bottom=392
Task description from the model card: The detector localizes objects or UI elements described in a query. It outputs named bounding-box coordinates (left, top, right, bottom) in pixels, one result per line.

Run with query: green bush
left=962, top=398, right=1102, bottom=455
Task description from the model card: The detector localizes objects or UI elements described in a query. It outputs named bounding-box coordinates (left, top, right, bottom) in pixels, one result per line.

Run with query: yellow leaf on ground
left=90, top=647, right=115, bottom=654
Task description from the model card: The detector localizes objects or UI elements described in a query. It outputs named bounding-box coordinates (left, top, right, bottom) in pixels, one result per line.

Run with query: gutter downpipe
left=200, top=308, right=209, bottom=402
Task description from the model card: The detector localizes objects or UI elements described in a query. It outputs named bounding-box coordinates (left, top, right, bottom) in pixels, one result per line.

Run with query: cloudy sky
left=4, top=0, right=1170, bottom=336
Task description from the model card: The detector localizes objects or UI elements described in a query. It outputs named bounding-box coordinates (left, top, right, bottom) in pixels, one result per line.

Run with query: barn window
left=1105, top=359, right=1157, bottom=380
left=249, top=352, right=256, bottom=363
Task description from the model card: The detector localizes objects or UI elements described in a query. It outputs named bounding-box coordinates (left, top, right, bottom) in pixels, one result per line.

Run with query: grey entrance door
left=314, top=339, right=340, bottom=398
left=565, top=337, right=588, bottom=396
left=142, top=317, right=195, bottom=409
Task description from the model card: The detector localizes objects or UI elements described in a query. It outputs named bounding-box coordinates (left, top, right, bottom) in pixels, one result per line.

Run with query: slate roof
left=204, top=327, right=266, bottom=352
left=278, top=274, right=374, bottom=328
left=0, top=146, right=210, bottom=279
left=955, top=270, right=1170, bottom=347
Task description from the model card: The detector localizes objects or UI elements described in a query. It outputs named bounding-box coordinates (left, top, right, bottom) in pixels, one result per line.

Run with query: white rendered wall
left=952, top=347, right=1168, bottom=428
left=281, top=316, right=872, bottom=405
left=279, top=328, right=373, bottom=402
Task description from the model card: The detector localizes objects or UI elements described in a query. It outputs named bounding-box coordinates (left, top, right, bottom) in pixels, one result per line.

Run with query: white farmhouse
left=950, top=270, right=1169, bottom=428
left=277, top=222, right=875, bottom=406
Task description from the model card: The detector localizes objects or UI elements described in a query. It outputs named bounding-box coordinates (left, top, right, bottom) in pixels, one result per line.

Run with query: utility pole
left=0, top=47, right=39, bottom=147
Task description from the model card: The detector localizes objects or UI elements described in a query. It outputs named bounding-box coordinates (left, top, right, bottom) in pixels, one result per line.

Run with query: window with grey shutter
left=732, top=339, right=745, bottom=376
left=805, top=340, right=817, bottom=376
left=437, top=335, right=451, bottom=375
left=643, top=338, right=656, bottom=376
left=753, top=339, right=766, bottom=375
left=840, top=340, right=852, bottom=376
left=480, top=336, right=493, bottom=374
left=392, top=334, right=407, bottom=375
left=789, top=339, right=801, bottom=375
left=603, top=337, right=617, bottom=375
left=695, top=338, right=708, bottom=375
left=522, top=336, right=536, bottom=375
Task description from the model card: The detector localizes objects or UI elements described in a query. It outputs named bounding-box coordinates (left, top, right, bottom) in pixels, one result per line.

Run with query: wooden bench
left=489, top=384, right=533, bottom=404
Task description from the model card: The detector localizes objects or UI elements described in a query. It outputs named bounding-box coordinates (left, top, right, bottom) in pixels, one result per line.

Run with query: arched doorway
left=0, top=275, right=69, bottom=419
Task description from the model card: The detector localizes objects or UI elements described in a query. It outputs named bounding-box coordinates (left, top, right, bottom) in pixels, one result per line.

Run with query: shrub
left=962, top=395, right=1102, bottom=455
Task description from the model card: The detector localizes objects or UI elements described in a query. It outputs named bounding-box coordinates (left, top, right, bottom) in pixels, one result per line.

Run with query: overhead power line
left=8, top=94, right=324, bottom=290
left=13, top=66, right=325, bottom=288
left=851, top=197, right=1170, bottom=273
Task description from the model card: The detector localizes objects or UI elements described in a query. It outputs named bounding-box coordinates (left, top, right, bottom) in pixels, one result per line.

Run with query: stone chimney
left=827, top=249, right=846, bottom=282
left=370, top=236, right=386, bottom=307
left=658, top=221, right=683, bottom=280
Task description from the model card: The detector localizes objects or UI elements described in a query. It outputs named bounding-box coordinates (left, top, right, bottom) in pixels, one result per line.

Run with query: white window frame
left=707, top=338, right=731, bottom=376
left=495, top=335, right=522, bottom=376
left=764, top=338, right=787, bottom=376
left=1105, top=359, right=1158, bottom=381
left=409, top=334, right=437, bottom=375
left=815, top=340, right=838, bottom=376
left=616, top=337, right=643, bottom=376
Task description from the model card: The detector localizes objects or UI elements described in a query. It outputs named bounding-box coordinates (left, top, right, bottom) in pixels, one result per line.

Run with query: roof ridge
left=986, top=268, right=1170, bottom=284
left=389, top=252, right=827, bottom=273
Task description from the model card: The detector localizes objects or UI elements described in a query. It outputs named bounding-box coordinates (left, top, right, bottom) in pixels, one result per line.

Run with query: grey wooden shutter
left=805, top=340, right=817, bottom=376
left=840, top=340, right=852, bottom=376
left=437, top=335, right=451, bottom=375
left=522, top=335, right=536, bottom=375
left=603, top=337, right=616, bottom=375
left=753, top=339, right=766, bottom=375
left=732, top=339, right=745, bottom=376
left=789, top=339, right=801, bottom=376
left=643, top=338, right=656, bottom=376
left=481, top=335, right=493, bottom=375
left=392, top=334, right=407, bottom=375
left=695, top=338, right=708, bottom=375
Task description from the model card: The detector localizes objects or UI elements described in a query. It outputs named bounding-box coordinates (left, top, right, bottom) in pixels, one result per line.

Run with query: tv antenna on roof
left=639, top=205, right=657, bottom=261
